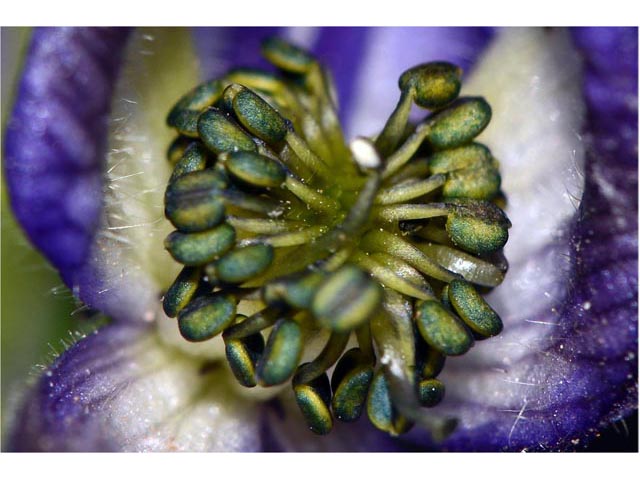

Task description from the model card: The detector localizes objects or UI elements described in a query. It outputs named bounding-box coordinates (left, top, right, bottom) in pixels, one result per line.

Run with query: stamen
left=161, top=37, right=511, bottom=437
left=375, top=174, right=446, bottom=205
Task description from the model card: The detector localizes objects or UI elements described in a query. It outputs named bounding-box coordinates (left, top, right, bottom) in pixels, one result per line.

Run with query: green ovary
left=160, top=38, right=511, bottom=437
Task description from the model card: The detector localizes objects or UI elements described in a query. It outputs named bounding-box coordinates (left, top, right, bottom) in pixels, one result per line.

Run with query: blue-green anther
left=312, top=265, right=383, bottom=332
left=440, top=284, right=453, bottom=310
left=399, top=62, right=462, bottom=109
left=167, top=79, right=224, bottom=135
left=164, top=169, right=228, bottom=232
left=170, top=142, right=209, bottom=181
left=418, top=378, right=445, bottom=407
left=178, top=293, right=237, bottom=342
left=225, top=321, right=265, bottom=388
left=257, top=318, right=303, bottom=386
left=232, top=87, right=288, bottom=145
left=197, top=107, right=257, bottom=154
left=448, top=279, right=503, bottom=337
left=167, top=137, right=193, bottom=165
left=419, top=346, right=446, bottom=379
left=226, top=151, right=286, bottom=188
left=445, top=199, right=511, bottom=255
left=331, top=348, right=374, bottom=422
left=376, top=62, right=461, bottom=157
left=442, top=163, right=501, bottom=200
left=415, top=299, right=473, bottom=356
left=425, top=97, right=492, bottom=149
left=214, top=243, right=274, bottom=284
left=164, top=223, right=236, bottom=266
left=220, top=83, right=244, bottom=112
left=162, top=266, right=201, bottom=318
left=366, top=370, right=413, bottom=436
left=428, top=143, right=494, bottom=174
left=262, top=37, right=316, bottom=74
left=161, top=39, right=511, bottom=438
left=262, top=269, right=326, bottom=310
left=293, top=368, right=333, bottom=435
left=167, top=109, right=200, bottom=138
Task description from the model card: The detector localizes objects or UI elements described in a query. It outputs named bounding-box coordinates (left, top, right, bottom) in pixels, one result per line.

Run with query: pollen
left=161, top=38, right=510, bottom=437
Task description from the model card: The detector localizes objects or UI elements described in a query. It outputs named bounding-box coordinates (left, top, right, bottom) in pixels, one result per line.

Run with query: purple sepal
left=8, top=323, right=150, bottom=452
left=191, top=27, right=283, bottom=79
left=3, top=28, right=131, bottom=282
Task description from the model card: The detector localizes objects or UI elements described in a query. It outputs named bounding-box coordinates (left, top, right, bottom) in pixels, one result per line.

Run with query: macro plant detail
left=2, top=27, right=636, bottom=452
left=161, top=37, right=510, bottom=436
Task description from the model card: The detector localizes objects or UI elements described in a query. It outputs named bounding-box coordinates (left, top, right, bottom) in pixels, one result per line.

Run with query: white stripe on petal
left=438, top=28, right=586, bottom=412
left=34, top=324, right=262, bottom=452
left=76, top=28, right=200, bottom=323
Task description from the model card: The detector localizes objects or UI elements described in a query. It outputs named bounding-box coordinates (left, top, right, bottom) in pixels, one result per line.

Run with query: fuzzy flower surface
left=3, top=27, right=638, bottom=452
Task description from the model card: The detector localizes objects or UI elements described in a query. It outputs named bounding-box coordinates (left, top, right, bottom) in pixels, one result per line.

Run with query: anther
left=376, top=62, right=462, bottom=157
left=331, top=348, right=375, bottom=422
left=311, top=265, right=383, bottom=332
left=177, top=292, right=237, bottom=342
left=224, top=316, right=265, bottom=388
left=448, top=279, right=503, bottom=337
left=164, top=223, right=236, bottom=266
left=166, top=79, right=225, bottom=137
left=256, top=317, right=303, bottom=386
left=197, top=107, right=258, bottom=154
left=415, top=299, right=474, bottom=356
left=161, top=37, right=511, bottom=439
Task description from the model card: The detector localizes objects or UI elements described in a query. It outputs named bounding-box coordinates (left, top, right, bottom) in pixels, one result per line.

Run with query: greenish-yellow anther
left=164, top=223, right=236, bottom=266
left=399, top=61, right=462, bottom=109
left=160, top=37, right=511, bottom=438
left=225, top=151, right=286, bottom=188
left=213, top=243, right=274, bottom=284
left=162, top=266, right=201, bottom=318
left=164, top=169, right=227, bottom=232
left=224, top=320, right=265, bottom=388
left=445, top=199, right=511, bottom=255
left=257, top=318, right=303, bottom=386
left=177, top=293, right=237, bottom=342
left=415, top=299, right=474, bottom=356
left=449, top=279, right=503, bottom=337
left=312, top=265, right=383, bottom=332
left=197, top=107, right=258, bottom=154
left=426, top=97, right=492, bottom=149
left=293, top=370, right=333, bottom=435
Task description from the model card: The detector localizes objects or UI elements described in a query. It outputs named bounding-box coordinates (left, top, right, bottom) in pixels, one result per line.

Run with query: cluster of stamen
left=162, top=38, right=511, bottom=437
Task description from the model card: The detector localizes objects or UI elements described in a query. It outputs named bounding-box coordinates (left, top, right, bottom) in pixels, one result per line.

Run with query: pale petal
left=9, top=323, right=262, bottom=452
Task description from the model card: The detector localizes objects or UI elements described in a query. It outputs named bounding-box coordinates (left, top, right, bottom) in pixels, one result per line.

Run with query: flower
left=3, top=27, right=637, bottom=452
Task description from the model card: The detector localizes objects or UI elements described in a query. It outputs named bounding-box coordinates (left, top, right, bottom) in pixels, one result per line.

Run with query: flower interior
left=161, top=37, right=511, bottom=437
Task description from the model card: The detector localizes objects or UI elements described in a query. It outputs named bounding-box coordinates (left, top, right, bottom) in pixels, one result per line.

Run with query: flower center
left=161, top=37, right=511, bottom=437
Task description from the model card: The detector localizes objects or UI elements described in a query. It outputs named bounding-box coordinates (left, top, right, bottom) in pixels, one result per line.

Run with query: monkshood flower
left=3, top=26, right=637, bottom=452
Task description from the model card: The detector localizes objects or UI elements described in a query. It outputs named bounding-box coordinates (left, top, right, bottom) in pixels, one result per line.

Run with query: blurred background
left=1, top=27, right=77, bottom=440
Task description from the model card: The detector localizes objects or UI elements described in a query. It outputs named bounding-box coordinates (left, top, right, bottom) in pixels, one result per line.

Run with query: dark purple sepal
left=8, top=323, right=150, bottom=452
left=4, top=27, right=131, bottom=280
left=191, top=27, right=283, bottom=79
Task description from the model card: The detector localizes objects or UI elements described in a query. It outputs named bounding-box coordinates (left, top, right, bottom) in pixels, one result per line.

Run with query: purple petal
left=8, top=322, right=264, bottom=452
left=3, top=28, right=130, bottom=282
left=192, top=27, right=283, bottom=78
